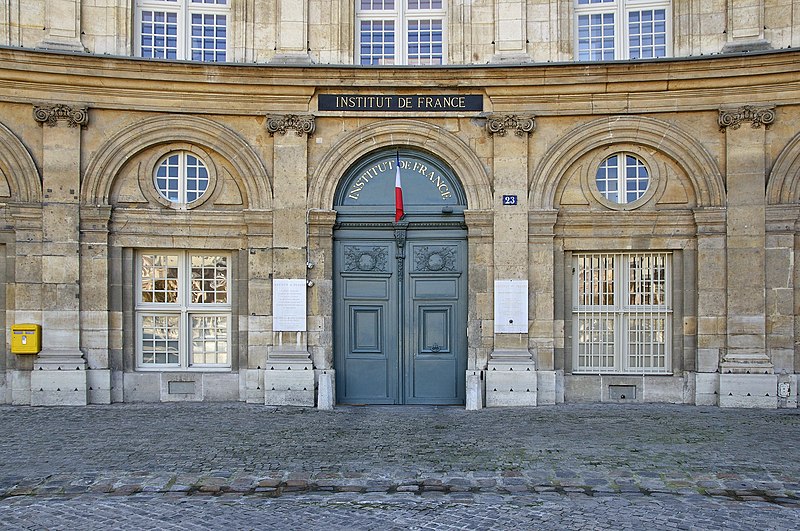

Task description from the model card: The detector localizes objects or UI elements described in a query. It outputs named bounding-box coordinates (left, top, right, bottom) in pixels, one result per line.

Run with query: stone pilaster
left=718, top=104, right=776, bottom=407
left=722, top=0, right=772, bottom=53
left=307, top=209, right=337, bottom=410
left=529, top=210, right=561, bottom=405
left=80, top=206, right=112, bottom=404
left=766, top=205, right=800, bottom=408
left=30, top=103, right=88, bottom=406
left=692, top=208, right=727, bottom=406
left=9, top=204, right=43, bottom=405
left=270, top=0, right=313, bottom=64
left=36, top=0, right=87, bottom=53
left=492, top=0, right=532, bottom=63
left=243, top=210, right=273, bottom=404
left=464, top=209, right=494, bottom=409
left=486, top=115, right=536, bottom=406
left=264, top=114, right=314, bottom=407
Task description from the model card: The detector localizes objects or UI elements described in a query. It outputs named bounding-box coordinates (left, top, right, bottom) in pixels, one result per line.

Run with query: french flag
left=395, top=152, right=405, bottom=222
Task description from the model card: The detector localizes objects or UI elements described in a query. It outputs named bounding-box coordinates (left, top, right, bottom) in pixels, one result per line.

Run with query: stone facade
left=0, top=1, right=798, bottom=408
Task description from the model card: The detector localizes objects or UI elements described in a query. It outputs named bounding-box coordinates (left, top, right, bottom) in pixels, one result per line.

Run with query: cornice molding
left=266, top=114, right=316, bottom=136
left=718, top=105, right=776, bottom=131
left=33, top=104, right=88, bottom=128
left=486, top=114, right=536, bottom=137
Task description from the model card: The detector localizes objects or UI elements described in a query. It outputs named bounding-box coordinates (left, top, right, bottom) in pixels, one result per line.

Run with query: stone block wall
left=0, top=45, right=797, bottom=408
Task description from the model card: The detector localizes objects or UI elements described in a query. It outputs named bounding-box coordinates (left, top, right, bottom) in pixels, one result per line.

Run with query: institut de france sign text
left=319, top=94, right=483, bottom=112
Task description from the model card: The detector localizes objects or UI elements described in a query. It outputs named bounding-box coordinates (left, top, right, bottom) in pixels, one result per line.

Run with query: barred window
left=137, top=251, right=231, bottom=369
left=573, top=252, right=671, bottom=373
left=357, top=0, right=446, bottom=65
left=137, top=0, right=229, bottom=62
left=575, top=0, right=670, bottom=61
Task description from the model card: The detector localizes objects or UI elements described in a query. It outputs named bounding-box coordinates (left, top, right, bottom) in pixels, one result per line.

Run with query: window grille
left=573, top=252, right=671, bottom=373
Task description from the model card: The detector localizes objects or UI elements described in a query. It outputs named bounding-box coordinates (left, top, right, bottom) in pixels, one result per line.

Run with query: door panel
left=335, top=233, right=466, bottom=405
left=335, top=240, right=397, bottom=404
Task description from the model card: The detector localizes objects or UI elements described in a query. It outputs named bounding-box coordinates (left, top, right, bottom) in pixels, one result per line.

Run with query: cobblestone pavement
left=0, top=403, right=798, bottom=529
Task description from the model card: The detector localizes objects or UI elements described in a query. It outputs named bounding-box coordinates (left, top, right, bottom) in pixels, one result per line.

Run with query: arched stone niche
left=0, top=121, right=41, bottom=203
left=530, top=116, right=725, bottom=210
left=767, top=130, right=800, bottom=205
left=82, top=115, right=271, bottom=210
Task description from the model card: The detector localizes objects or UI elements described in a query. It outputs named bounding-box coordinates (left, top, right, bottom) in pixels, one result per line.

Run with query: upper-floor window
left=136, top=0, right=229, bottom=61
left=575, top=0, right=670, bottom=61
left=356, top=1, right=446, bottom=65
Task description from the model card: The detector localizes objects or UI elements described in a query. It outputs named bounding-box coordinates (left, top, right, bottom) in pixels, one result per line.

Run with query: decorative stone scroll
left=486, top=114, right=536, bottom=137
left=718, top=105, right=776, bottom=131
left=266, top=114, right=316, bottom=136
left=33, top=104, right=89, bottom=128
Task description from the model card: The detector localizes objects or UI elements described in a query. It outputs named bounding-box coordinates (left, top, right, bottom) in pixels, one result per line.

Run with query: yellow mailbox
left=11, top=324, right=41, bottom=354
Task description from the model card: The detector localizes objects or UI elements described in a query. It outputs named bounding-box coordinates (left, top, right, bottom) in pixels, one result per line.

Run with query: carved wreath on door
left=344, top=246, right=388, bottom=272
left=414, top=246, right=456, bottom=272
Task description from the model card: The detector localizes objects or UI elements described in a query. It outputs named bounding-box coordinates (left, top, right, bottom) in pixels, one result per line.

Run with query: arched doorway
left=333, top=148, right=468, bottom=405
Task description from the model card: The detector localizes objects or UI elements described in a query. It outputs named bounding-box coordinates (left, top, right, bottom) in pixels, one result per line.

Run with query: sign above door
left=319, top=94, right=483, bottom=112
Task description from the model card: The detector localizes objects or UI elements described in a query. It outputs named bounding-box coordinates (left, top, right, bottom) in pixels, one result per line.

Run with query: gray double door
left=334, top=226, right=467, bottom=405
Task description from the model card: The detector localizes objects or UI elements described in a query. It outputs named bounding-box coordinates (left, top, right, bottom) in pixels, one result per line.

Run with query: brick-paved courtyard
left=0, top=403, right=798, bottom=529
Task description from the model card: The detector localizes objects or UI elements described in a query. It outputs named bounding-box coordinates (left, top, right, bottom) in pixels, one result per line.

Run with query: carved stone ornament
left=33, top=104, right=89, bottom=128
left=486, top=114, right=536, bottom=137
left=266, top=114, right=316, bottom=136
left=414, top=246, right=456, bottom=272
left=718, top=105, right=776, bottom=131
left=344, top=246, right=388, bottom=272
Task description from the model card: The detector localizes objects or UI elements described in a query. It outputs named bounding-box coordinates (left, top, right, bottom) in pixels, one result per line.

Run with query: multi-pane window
left=575, top=0, right=669, bottom=60
left=154, top=152, right=210, bottom=207
left=357, top=0, right=446, bottom=65
left=137, top=252, right=231, bottom=369
left=137, top=0, right=229, bottom=62
left=595, top=153, right=649, bottom=204
left=573, top=252, right=671, bottom=373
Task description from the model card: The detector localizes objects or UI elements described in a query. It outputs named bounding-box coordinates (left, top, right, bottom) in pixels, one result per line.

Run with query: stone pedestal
left=719, top=373, right=778, bottom=408
left=264, top=350, right=314, bottom=406
left=486, top=349, right=537, bottom=407
left=31, top=358, right=88, bottom=406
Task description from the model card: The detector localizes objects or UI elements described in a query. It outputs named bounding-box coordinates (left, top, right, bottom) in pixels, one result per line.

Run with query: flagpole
left=395, top=150, right=404, bottom=223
